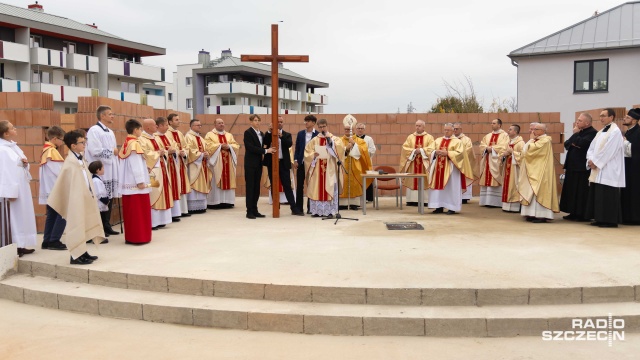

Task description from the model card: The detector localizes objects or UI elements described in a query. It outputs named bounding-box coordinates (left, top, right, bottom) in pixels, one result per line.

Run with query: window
left=186, top=98, right=193, bottom=109
left=574, top=59, right=608, bottom=92
left=64, top=75, right=77, bottom=87
left=32, top=70, right=51, bottom=84
left=186, top=77, right=192, bottom=86
left=257, top=99, right=264, bottom=107
left=64, top=107, right=78, bottom=114
left=29, top=35, right=42, bottom=48
left=218, top=75, right=228, bottom=82
left=221, top=97, right=235, bottom=106
left=63, top=42, right=76, bottom=54
left=168, top=93, right=173, bottom=101
left=206, top=98, right=211, bottom=107
left=121, top=82, right=137, bottom=93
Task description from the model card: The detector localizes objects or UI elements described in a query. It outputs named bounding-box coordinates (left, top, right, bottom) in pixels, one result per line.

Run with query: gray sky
left=5, top=0, right=625, bottom=113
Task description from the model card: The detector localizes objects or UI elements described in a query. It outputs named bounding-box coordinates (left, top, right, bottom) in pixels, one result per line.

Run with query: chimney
left=198, top=49, right=210, bottom=65
left=28, top=1, right=43, bottom=12
left=86, top=23, right=98, bottom=29
left=221, top=49, right=232, bottom=59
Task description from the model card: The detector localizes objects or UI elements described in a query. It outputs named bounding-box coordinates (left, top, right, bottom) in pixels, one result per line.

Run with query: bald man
left=400, top=119, right=434, bottom=206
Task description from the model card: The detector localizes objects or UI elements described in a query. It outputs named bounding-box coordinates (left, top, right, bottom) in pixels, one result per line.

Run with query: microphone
left=322, top=131, right=333, bottom=146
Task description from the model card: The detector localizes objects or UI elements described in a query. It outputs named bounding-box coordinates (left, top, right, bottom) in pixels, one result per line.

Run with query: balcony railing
left=31, top=83, right=93, bottom=102
left=305, top=92, right=329, bottom=105
left=108, top=58, right=164, bottom=82
left=66, top=53, right=99, bottom=73
left=0, top=41, right=29, bottom=63
left=205, top=105, right=298, bottom=115
left=108, top=90, right=141, bottom=104
left=208, top=81, right=303, bottom=101
left=0, top=79, right=30, bottom=92
left=143, top=94, right=166, bottom=109
left=30, top=47, right=66, bottom=68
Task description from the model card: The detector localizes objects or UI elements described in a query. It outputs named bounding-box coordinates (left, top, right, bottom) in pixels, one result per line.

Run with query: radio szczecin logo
left=542, top=314, right=624, bottom=347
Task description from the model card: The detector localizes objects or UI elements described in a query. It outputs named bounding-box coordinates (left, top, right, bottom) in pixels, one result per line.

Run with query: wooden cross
left=241, top=24, right=309, bottom=218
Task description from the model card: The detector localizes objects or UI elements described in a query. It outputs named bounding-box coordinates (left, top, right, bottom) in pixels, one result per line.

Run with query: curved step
left=18, top=259, right=640, bottom=307
left=2, top=274, right=639, bottom=337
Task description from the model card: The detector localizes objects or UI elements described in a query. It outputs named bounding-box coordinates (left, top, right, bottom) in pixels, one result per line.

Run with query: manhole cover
left=385, top=222, right=424, bottom=230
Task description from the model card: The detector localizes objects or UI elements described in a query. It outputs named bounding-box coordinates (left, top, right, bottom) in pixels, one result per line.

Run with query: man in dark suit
left=244, top=115, right=275, bottom=219
left=264, top=116, right=304, bottom=216
left=293, top=115, right=319, bottom=214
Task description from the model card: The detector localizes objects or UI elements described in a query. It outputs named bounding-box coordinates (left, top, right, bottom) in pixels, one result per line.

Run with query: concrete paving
left=20, top=197, right=640, bottom=289
left=1, top=299, right=638, bottom=360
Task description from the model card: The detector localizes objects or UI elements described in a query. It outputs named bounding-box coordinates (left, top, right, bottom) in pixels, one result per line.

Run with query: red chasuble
left=217, top=134, right=232, bottom=190
left=431, top=138, right=451, bottom=190
left=412, top=135, right=425, bottom=189
left=149, top=138, right=172, bottom=209
left=501, top=142, right=516, bottom=202
left=158, top=134, right=181, bottom=201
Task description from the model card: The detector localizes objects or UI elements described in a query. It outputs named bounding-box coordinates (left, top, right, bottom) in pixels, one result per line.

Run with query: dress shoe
left=104, top=233, right=110, bottom=237
left=531, top=218, right=548, bottom=223
left=152, top=226, right=159, bottom=231
left=254, top=212, right=266, bottom=218
left=172, top=217, right=181, bottom=222
left=590, top=221, right=602, bottom=226
left=158, top=225, right=166, bottom=228
left=17, top=248, right=35, bottom=256
left=100, top=239, right=109, bottom=244
left=462, top=199, right=469, bottom=204
left=348, top=205, right=360, bottom=210
left=311, top=214, right=321, bottom=218
left=292, top=210, right=305, bottom=216
left=432, top=207, right=444, bottom=214
left=246, top=213, right=256, bottom=219
left=41, top=242, right=49, bottom=249
left=70, top=256, right=93, bottom=265
left=446, top=210, right=456, bottom=215
left=81, top=252, right=98, bottom=261
left=406, top=202, right=418, bottom=207
left=338, top=205, right=348, bottom=210
left=525, top=216, right=535, bottom=222
left=181, top=213, right=192, bottom=217
left=104, top=228, right=119, bottom=235
left=598, top=223, right=618, bottom=228
left=47, top=241, right=67, bottom=250
left=563, top=214, right=576, bottom=221
left=306, top=210, right=311, bottom=214
left=324, top=214, right=334, bottom=219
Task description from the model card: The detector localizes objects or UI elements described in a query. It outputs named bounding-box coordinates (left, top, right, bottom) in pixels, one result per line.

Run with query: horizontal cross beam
left=241, top=55, right=309, bottom=62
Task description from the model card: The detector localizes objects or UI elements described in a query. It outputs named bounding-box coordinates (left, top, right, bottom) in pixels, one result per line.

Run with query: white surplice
left=0, top=139, right=37, bottom=248
left=86, top=122, right=120, bottom=198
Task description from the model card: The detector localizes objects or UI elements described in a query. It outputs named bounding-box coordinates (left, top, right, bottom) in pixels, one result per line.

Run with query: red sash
left=218, top=134, right=231, bottom=190
left=501, top=142, right=515, bottom=202
left=412, top=135, right=424, bottom=189
left=483, top=133, right=500, bottom=186
left=318, top=137, right=330, bottom=201
left=195, top=136, right=209, bottom=181
left=149, top=138, right=172, bottom=208
left=432, top=139, right=450, bottom=190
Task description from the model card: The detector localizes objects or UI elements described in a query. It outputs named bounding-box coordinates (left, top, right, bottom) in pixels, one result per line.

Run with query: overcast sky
left=5, top=0, right=626, bottom=113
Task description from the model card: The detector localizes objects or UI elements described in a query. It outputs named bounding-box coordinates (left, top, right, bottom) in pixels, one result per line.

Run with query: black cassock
left=621, top=125, right=640, bottom=224
left=560, top=126, right=597, bottom=220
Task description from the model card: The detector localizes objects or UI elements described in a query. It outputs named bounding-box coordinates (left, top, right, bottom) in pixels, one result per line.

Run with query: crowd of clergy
left=1, top=106, right=639, bottom=264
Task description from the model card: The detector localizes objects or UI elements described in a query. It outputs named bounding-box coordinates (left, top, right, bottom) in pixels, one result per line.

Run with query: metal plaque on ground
left=385, top=222, right=424, bottom=230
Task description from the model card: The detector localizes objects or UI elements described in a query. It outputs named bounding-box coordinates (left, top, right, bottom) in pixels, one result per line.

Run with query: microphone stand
left=322, top=134, right=358, bottom=225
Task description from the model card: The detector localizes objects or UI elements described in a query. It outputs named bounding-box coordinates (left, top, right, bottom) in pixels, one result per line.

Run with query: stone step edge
left=2, top=274, right=639, bottom=337
left=18, top=259, right=640, bottom=307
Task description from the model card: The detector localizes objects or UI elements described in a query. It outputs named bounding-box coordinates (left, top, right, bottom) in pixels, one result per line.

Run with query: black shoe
left=104, top=233, right=110, bottom=237
left=47, top=241, right=67, bottom=250
left=152, top=226, right=159, bottom=231
left=338, top=205, right=348, bottom=210
left=446, top=210, right=456, bottom=215
left=292, top=210, right=305, bottom=216
left=598, top=223, right=618, bottom=228
left=158, top=225, right=166, bottom=228
left=590, top=221, right=602, bottom=226
left=172, top=217, right=181, bottom=222
left=181, top=213, right=191, bottom=217
left=254, top=212, right=266, bottom=218
left=70, top=256, right=93, bottom=265
left=106, top=229, right=119, bottom=235
left=246, top=213, right=256, bottom=219
left=462, top=199, right=469, bottom=204
left=100, top=239, right=109, bottom=244
left=563, top=215, right=577, bottom=221
left=81, top=252, right=98, bottom=261
left=406, top=202, right=418, bottom=207
left=311, top=214, right=321, bottom=218
left=531, top=218, right=548, bottom=223
left=41, top=242, right=49, bottom=249
left=86, top=240, right=93, bottom=244
left=17, top=248, right=35, bottom=256
left=324, top=214, right=334, bottom=219
left=432, top=207, right=444, bottom=214
left=525, top=216, right=535, bottom=222
left=306, top=210, right=311, bottom=214
left=348, top=205, right=360, bottom=210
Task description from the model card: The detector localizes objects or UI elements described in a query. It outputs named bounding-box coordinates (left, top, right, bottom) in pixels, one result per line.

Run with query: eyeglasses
left=76, top=141, right=86, bottom=145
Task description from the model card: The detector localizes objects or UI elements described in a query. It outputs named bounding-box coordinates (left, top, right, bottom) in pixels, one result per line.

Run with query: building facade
left=176, top=49, right=329, bottom=117
left=0, top=2, right=167, bottom=113
left=509, top=1, right=640, bottom=136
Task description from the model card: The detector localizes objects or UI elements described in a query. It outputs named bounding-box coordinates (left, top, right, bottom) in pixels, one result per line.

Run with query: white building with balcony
left=509, top=1, right=640, bottom=136
left=0, top=2, right=167, bottom=113
left=176, top=49, right=329, bottom=117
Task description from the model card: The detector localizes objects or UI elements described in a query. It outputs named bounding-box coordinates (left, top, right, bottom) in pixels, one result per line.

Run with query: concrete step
left=1, top=274, right=639, bottom=337
left=18, top=259, right=640, bottom=307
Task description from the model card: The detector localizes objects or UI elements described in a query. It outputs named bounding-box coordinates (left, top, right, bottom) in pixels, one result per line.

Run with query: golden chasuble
left=339, top=135, right=373, bottom=198
left=139, top=134, right=173, bottom=210
left=304, top=135, right=345, bottom=201
left=157, top=133, right=181, bottom=201
left=479, top=130, right=509, bottom=186
left=205, top=131, right=239, bottom=190
left=517, top=135, right=559, bottom=212
left=429, top=137, right=474, bottom=190
left=184, top=131, right=212, bottom=194
left=400, top=132, right=435, bottom=190
left=501, top=136, right=524, bottom=203
left=168, top=128, right=191, bottom=195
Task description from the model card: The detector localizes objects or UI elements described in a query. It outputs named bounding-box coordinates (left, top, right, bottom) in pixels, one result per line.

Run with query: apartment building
left=0, top=2, right=167, bottom=113
left=176, top=49, right=329, bottom=117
